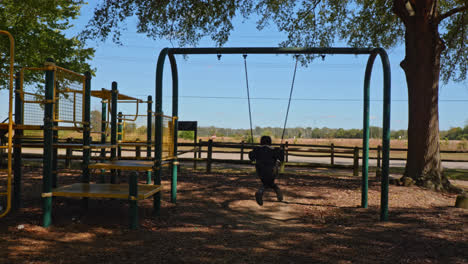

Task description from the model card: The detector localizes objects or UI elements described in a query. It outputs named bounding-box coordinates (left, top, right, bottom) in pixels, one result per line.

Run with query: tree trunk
left=397, top=1, right=457, bottom=192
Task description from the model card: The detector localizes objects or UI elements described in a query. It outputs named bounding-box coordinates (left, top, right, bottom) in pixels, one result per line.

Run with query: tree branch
left=437, top=5, right=467, bottom=23
left=293, top=0, right=321, bottom=25
left=393, top=0, right=410, bottom=24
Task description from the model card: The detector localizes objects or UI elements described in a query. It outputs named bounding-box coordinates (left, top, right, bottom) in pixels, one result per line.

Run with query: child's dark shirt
left=249, top=146, right=284, bottom=185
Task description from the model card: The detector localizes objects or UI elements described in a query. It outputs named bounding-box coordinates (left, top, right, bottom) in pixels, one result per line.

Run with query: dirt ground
left=0, top=163, right=467, bottom=264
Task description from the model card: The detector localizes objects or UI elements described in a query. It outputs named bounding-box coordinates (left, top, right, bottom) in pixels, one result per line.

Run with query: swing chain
left=280, top=54, right=299, bottom=144
left=243, top=54, right=254, bottom=144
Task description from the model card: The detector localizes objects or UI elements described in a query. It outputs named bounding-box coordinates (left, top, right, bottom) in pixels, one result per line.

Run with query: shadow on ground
left=0, top=163, right=467, bottom=263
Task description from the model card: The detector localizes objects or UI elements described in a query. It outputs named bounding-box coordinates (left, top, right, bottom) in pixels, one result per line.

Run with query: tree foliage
left=0, top=0, right=95, bottom=88
left=196, top=125, right=411, bottom=140
left=90, top=110, right=101, bottom=131
left=84, top=0, right=467, bottom=83
left=85, top=0, right=467, bottom=190
left=441, top=125, right=468, bottom=140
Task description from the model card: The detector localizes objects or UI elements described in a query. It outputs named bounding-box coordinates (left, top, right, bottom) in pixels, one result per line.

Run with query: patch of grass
left=444, top=169, right=468, bottom=181
left=387, top=167, right=468, bottom=181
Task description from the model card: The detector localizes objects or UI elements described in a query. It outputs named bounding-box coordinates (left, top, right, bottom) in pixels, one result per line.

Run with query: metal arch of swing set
left=155, top=47, right=391, bottom=221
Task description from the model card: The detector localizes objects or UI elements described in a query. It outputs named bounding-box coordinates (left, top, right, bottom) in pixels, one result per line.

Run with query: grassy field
left=193, top=136, right=468, bottom=151
left=185, top=137, right=468, bottom=161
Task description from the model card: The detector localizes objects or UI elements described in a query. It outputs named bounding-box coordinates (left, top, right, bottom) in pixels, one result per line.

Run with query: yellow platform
left=51, top=183, right=161, bottom=200
left=119, top=142, right=151, bottom=147
left=88, top=160, right=154, bottom=171
left=53, top=143, right=117, bottom=149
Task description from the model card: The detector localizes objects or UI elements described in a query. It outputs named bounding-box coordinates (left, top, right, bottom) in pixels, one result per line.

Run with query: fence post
left=377, top=145, right=381, bottom=168
left=376, top=145, right=382, bottom=179
left=330, top=143, right=335, bottom=166
left=193, top=130, right=197, bottom=170
left=353, top=147, right=359, bottom=176
left=65, top=138, right=72, bottom=169
left=136, top=145, right=141, bottom=158
left=240, top=140, right=245, bottom=161
left=135, top=139, right=141, bottom=158
left=198, top=139, right=202, bottom=159
left=285, top=141, right=289, bottom=162
left=206, top=139, right=213, bottom=173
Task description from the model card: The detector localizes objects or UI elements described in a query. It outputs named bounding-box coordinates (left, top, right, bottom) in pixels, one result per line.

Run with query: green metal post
left=100, top=99, right=107, bottom=183
left=379, top=50, right=392, bottom=221
left=13, top=72, right=23, bottom=210
left=42, top=58, right=55, bottom=227
left=110, top=82, right=118, bottom=184
left=153, top=48, right=167, bottom=214
left=169, top=53, right=178, bottom=203
left=146, top=95, right=152, bottom=184
left=129, top=172, right=138, bottom=229
left=362, top=53, right=377, bottom=208
left=82, top=71, right=92, bottom=210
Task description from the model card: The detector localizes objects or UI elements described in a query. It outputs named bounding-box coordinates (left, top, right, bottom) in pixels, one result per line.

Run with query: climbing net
left=19, top=66, right=85, bottom=129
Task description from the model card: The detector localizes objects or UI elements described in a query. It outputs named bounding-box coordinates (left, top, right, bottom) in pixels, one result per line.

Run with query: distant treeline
left=191, top=125, right=468, bottom=140
left=193, top=126, right=405, bottom=140
left=90, top=111, right=468, bottom=141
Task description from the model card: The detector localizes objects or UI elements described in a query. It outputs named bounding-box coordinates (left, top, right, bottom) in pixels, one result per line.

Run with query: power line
left=176, top=95, right=468, bottom=102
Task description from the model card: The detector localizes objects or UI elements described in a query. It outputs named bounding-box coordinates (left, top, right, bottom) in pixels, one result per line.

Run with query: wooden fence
left=2, top=138, right=467, bottom=174
left=177, top=139, right=468, bottom=174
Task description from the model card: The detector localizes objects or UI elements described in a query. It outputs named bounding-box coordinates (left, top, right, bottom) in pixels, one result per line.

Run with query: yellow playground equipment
left=88, top=89, right=176, bottom=186
left=0, top=31, right=177, bottom=227
left=0, top=30, right=14, bottom=218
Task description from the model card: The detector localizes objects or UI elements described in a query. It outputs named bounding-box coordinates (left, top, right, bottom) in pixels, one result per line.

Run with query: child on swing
left=248, top=135, right=284, bottom=206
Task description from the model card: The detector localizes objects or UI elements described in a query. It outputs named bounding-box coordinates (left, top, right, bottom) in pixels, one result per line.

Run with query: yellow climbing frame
left=0, top=30, right=14, bottom=218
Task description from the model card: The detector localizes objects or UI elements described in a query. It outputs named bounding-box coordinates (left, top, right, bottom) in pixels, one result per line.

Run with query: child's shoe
left=274, top=186, right=283, bottom=202
left=255, top=190, right=263, bottom=206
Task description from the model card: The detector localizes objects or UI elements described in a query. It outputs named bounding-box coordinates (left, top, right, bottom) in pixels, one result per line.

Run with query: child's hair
left=260, top=135, right=272, bottom=145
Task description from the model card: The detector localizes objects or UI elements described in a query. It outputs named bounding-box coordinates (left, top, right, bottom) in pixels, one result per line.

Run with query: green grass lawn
left=386, top=167, right=468, bottom=181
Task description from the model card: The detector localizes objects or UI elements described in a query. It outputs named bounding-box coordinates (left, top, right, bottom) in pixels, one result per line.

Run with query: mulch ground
left=0, top=163, right=467, bottom=264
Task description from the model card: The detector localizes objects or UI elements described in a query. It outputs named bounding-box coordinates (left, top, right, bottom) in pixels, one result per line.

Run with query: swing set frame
left=155, top=47, right=391, bottom=221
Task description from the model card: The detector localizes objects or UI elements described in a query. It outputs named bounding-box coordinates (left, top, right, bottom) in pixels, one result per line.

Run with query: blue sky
left=2, top=2, right=467, bottom=130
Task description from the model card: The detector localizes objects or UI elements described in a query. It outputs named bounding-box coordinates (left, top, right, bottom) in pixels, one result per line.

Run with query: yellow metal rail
left=0, top=30, right=14, bottom=218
